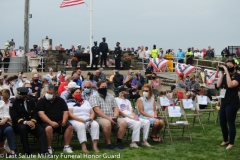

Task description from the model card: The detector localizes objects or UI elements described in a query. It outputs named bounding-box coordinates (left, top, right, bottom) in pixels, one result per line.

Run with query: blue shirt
left=177, top=51, right=185, bottom=60
left=60, top=90, right=70, bottom=102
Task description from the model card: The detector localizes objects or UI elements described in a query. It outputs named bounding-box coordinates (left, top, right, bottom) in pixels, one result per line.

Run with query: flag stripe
left=60, top=0, right=84, bottom=8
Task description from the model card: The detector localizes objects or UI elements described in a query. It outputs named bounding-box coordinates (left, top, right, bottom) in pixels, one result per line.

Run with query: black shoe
left=115, top=143, right=124, bottom=149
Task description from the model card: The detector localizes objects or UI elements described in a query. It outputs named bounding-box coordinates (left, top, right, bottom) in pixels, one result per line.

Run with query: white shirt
left=115, top=97, right=133, bottom=117
left=16, top=50, right=24, bottom=57
left=0, top=100, right=10, bottom=119
left=67, top=101, right=92, bottom=120
left=145, top=50, right=150, bottom=59
left=18, top=80, right=30, bottom=87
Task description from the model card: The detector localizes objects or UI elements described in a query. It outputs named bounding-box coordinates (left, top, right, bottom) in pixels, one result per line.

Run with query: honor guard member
left=114, top=42, right=122, bottom=70
left=9, top=87, right=49, bottom=155
left=91, top=41, right=100, bottom=70
left=99, top=37, right=109, bottom=68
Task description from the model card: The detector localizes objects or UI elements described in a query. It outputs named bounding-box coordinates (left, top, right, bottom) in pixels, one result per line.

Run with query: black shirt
left=37, top=96, right=68, bottom=122
left=221, top=73, right=240, bottom=105
left=113, top=74, right=123, bottom=87
left=145, top=67, right=153, bottom=75
left=31, top=82, right=42, bottom=98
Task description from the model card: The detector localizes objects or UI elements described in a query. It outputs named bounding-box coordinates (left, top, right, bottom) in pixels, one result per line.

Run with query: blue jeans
left=219, top=103, right=239, bottom=144
left=0, top=125, right=16, bottom=150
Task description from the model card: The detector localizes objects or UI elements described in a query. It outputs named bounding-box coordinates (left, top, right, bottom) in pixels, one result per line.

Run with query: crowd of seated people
left=0, top=63, right=221, bottom=156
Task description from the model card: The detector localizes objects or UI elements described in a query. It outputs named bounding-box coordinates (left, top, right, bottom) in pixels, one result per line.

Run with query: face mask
left=28, top=88, right=32, bottom=95
left=143, top=91, right=149, bottom=98
left=137, top=73, right=141, bottom=76
left=22, top=78, right=27, bottom=82
left=124, top=94, right=130, bottom=99
left=227, top=67, right=234, bottom=73
left=34, top=79, right=39, bottom=83
left=131, top=73, right=134, bottom=76
left=11, top=81, right=15, bottom=85
left=84, top=88, right=90, bottom=93
left=63, top=74, right=66, bottom=76
left=19, top=74, right=22, bottom=77
left=98, top=88, right=107, bottom=96
left=73, top=93, right=82, bottom=101
left=152, top=77, right=156, bottom=79
left=45, top=93, right=53, bottom=100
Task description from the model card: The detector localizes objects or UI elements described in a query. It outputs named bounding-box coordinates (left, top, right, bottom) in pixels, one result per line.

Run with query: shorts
left=95, top=117, right=125, bottom=130
left=41, top=121, right=72, bottom=134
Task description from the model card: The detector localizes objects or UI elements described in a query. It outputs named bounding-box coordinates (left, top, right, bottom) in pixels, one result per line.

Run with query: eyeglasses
left=23, top=77, right=27, bottom=78
left=143, top=90, right=149, bottom=92
left=84, top=87, right=91, bottom=89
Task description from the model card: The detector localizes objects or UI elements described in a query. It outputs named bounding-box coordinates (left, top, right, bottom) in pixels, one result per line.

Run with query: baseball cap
left=118, top=87, right=130, bottom=93
left=61, top=70, right=66, bottom=74
left=43, top=76, right=52, bottom=82
left=68, top=82, right=80, bottom=89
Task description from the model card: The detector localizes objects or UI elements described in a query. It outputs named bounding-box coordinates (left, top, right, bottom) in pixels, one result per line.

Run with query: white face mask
left=63, top=74, right=66, bottom=77
left=11, top=81, right=15, bottom=85
left=45, top=93, right=53, bottom=100
left=143, top=91, right=149, bottom=98
left=22, top=78, right=27, bottom=82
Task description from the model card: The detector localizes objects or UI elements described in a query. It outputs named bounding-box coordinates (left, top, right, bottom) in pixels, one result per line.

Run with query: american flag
left=60, top=0, right=85, bottom=8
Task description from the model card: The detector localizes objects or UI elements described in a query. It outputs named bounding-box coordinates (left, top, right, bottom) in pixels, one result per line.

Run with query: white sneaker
left=48, top=147, right=54, bottom=154
left=130, top=143, right=140, bottom=148
left=4, top=141, right=10, bottom=153
left=63, top=146, right=73, bottom=153
left=142, top=141, right=152, bottom=147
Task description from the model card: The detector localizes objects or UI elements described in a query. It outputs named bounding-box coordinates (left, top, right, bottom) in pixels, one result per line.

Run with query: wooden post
left=23, top=0, right=29, bottom=72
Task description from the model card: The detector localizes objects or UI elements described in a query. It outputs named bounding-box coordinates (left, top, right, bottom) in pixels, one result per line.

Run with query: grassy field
left=5, top=110, right=240, bottom=160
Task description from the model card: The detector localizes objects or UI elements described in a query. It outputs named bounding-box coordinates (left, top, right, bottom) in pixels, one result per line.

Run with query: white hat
left=78, top=44, right=81, bottom=46
left=68, top=82, right=80, bottom=89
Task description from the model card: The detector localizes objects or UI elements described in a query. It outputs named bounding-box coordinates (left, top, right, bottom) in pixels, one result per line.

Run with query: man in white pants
left=115, top=88, right=151, bottom=148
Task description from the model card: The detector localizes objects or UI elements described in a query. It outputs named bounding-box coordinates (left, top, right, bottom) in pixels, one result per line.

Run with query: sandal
left=150, top=136, right=159, bottom=142
left=155, top=136, right=161, bottom=142
left=220, top=142, right=229, bottom=146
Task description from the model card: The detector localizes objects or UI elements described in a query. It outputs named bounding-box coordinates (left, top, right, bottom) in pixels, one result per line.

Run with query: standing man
left=177, top=48, right=185, bottom=63
left=91, top=41, right=100, bottom=70
left=206, top=46, right=214, bottom=59
left=150, top=45, right=159, bottom=58
left=10, top=87, right=49, bottom=155
left=99, top=37, right=109, bottom=68
left=114, top=42, right=122, bottom=70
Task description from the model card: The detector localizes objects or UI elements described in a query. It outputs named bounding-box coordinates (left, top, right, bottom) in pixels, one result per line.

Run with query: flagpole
left=89, top=0, right=93, bottom=67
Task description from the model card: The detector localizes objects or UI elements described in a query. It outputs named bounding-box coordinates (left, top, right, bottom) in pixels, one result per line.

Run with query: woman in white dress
left=66, top=88, right=99, bottom=152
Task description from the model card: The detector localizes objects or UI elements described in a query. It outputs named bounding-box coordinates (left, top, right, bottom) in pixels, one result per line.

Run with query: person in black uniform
left=9, top=87, right=49, bottom=155
left=114, top=42, right=122, bottom=70
left=99, top=37, right=109, bottom=67
left=217, top=59, right=240, bottom=150
left=91, top=41, right=100, bottom=70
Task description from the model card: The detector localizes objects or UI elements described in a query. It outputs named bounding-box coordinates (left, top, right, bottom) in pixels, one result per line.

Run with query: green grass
left=5, top=111, right=240, bottom=160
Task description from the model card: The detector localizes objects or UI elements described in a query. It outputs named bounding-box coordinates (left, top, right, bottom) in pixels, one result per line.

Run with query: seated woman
left=66, top=88, right=99, bottom=152
left=82, top=81, right=94, bottom=101
left=124, top=76, right=140, bottom=100
left=171, top=73, right=186, bottom=91
left=151, top=73, right=161, bottom=88
left=0, top=89, right=16, bottom=155
left=186, top=74, right=200, bottom=99
left=137, top=84, right=164, bottom=142
left=135, top=72, right=145, bottom=90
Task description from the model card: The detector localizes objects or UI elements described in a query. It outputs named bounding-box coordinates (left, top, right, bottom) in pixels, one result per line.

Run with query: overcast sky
left=0, top=0, right=240, bottom=54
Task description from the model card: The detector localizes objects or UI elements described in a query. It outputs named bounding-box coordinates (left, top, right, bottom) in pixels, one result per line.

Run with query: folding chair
left=163, top=106, right=192, bottom=142
left=180, top=99, right=204, bottom=130
left=195, top=95, right=216, bottom=123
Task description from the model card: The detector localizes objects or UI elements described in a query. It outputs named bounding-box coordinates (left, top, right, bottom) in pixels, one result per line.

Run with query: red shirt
left=58, top=82, right=68, bottom=95
left=59, top=75, right=65, bottom=83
